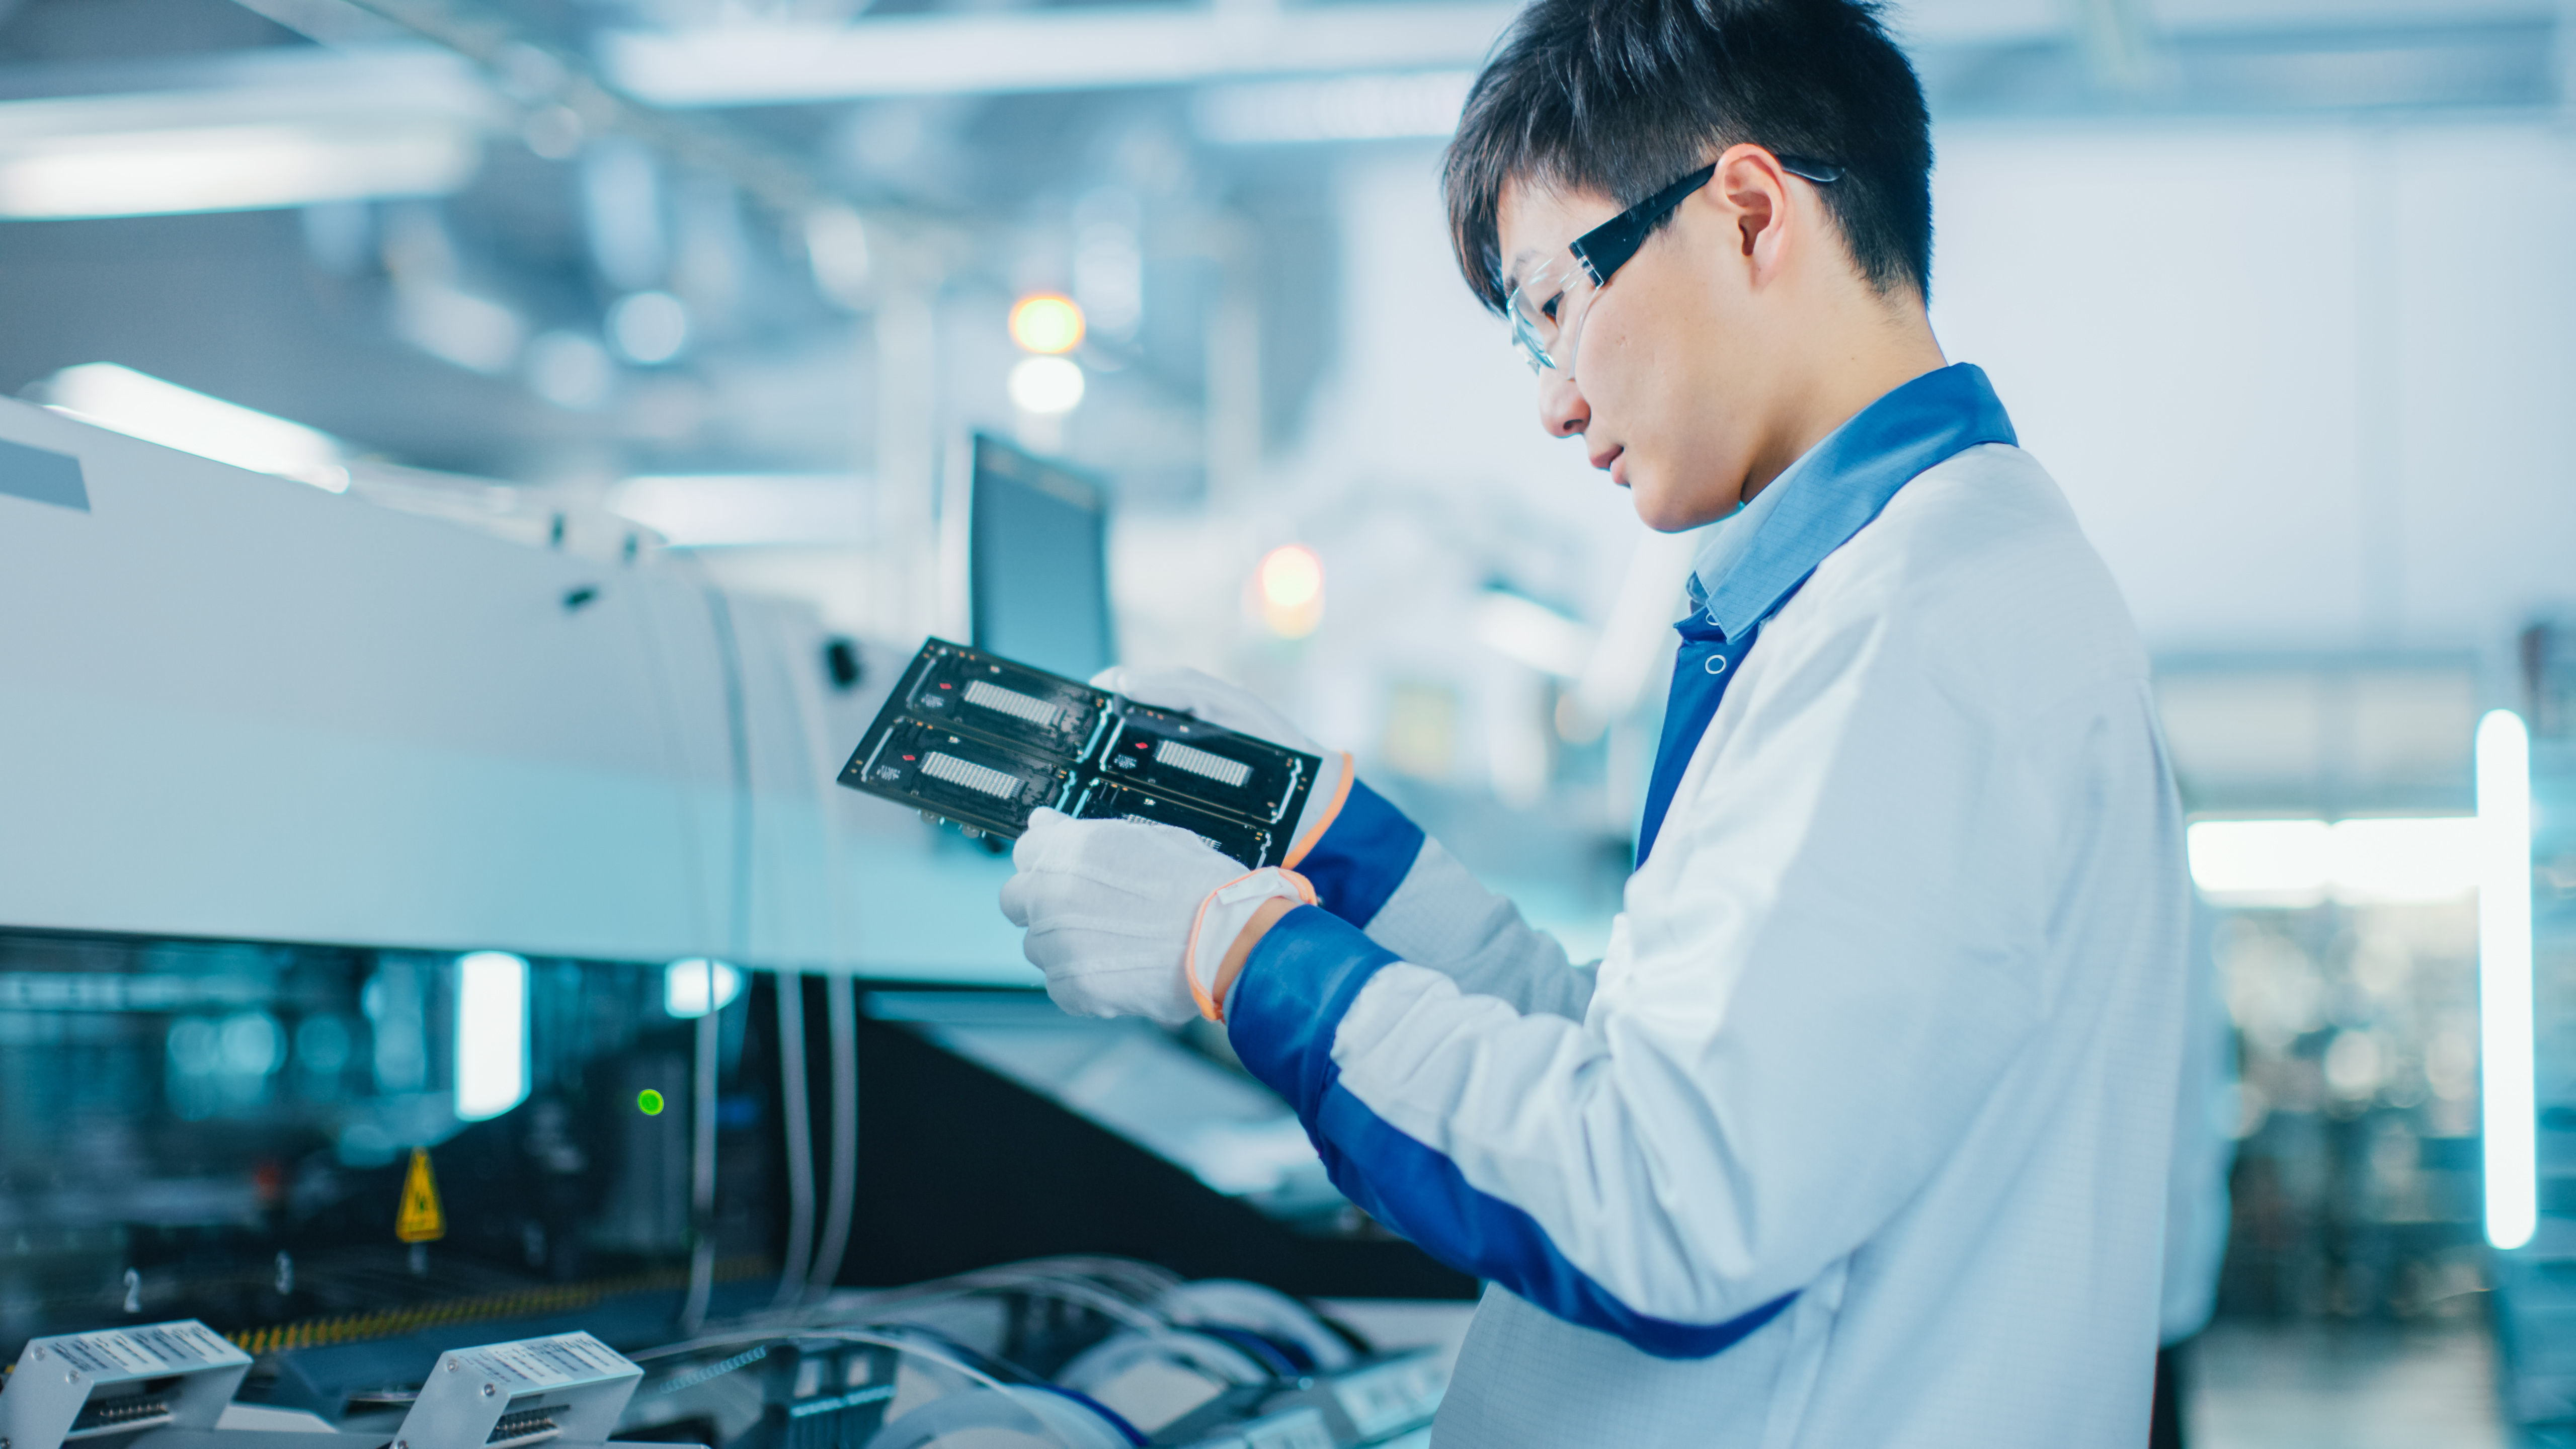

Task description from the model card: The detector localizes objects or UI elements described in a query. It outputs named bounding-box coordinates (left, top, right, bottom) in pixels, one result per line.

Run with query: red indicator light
left=902, top=754, right=915, bottom=761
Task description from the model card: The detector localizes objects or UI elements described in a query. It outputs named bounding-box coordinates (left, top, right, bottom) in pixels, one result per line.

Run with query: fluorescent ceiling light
left=2185, top=814, right=2485, bottom=907
left=1476, top=591, right=1595, bottom=678
left=2185, top=819, right=2330, bottom=904
left=665, top=959, right=745, bottom=1019
left=0, top=122, right=478, bottom=220
left=2328, top=816, right=2485, bottom=902
left=599, top=4, right=1517, bottom=105
left=2477, top=709, right=2534, bottom=1251
left=0, top=49, right=498, bottom=219
left=610, top=474, right=868, bottom=548
left=34, top=362, right=350, bottom=491
left=1195, top=70, right=1475, bottom=144
left=454, top=951, right=529, bottom=1122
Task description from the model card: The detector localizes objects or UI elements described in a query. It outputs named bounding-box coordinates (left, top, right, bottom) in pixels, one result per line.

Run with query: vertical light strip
left=455, top=951, right=530, bottom=1122
left=2480, top=709, right=2536, bottom=1250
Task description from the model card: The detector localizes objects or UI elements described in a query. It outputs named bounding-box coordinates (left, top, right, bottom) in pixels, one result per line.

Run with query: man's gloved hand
left=1092, top=665, right=1349, bottom=857
left=999, top=808, right=1313, bottom=1023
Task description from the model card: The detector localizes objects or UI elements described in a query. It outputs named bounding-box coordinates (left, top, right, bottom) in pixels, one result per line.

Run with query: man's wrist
left=1189, top=870, right=1317, bottom=1022
left=1216, top=896, right=1301, bottom=1002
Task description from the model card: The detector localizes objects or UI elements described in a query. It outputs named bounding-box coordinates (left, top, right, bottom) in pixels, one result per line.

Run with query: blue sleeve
left=1290, top=779, right=1424, bottom=928
left=1227, top=907, right=1795, bottom=1360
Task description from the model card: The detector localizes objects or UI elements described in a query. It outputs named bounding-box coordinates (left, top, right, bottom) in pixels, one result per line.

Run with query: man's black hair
left=1443, top=0, right=1934, bottom=311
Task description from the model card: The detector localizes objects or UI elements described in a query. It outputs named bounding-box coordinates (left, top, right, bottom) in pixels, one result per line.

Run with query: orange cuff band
left=1186, top=867, right=1318, bottom=1023
left=1282, top=751, right=1355, bottom=870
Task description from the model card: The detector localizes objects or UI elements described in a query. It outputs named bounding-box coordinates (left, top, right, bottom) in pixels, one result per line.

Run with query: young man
left=1000, top=0, right=2190, bottom=1441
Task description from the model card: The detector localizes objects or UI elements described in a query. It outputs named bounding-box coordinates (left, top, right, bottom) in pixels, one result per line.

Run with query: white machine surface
left=391, top=1333, right=641, bottom=1449
left=0, top=1321, right=252, bottom=1449
left=0, top=397, right=1025, bottom=980
left=0, top=1325, right=681, bottom=1449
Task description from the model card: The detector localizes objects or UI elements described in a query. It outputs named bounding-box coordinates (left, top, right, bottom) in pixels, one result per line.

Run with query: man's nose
left=1537, top=369, right=1588, bottom=439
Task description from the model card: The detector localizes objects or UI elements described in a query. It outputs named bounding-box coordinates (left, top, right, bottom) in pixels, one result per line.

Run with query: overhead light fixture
left=0, top=124, right=480, bottom=220
left=1008, top=355, right=1086, bottom=416
left=2478, top=709, right=2534, bottom=1251
left=454, top=951, right=530, bottom=1122
left=1009, top=293, right=1085, bottom=354
left=0, top=49, right=498, bottom=219
left=2184, top=815, right=2486, bottom=907
left=1195, top=70, right=1475, bottom=144
left=32, top=362, right=350, bottom=492
left=1257, top=543, right=1325, bottom=639
left=599, top=4, right=1517, bottom=105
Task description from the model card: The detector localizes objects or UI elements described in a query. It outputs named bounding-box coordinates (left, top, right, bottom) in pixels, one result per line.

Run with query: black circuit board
left=836, top=639, right=1318, bottom=867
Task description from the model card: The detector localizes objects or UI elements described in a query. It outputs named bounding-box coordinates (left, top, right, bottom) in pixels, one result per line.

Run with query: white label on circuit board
left=923, top=751, right=1020, bottom=798
left=963, top=679, right=1061, bottom=729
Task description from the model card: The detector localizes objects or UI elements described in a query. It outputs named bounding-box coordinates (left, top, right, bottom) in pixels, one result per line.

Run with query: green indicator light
left=637, top=1089, right=666, bottom=1116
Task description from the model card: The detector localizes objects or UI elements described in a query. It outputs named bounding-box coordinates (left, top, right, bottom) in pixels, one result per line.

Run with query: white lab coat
left=1240, top=444, right=2191, bottom=1446
left=2161, top=895, right=2235, bottom=1345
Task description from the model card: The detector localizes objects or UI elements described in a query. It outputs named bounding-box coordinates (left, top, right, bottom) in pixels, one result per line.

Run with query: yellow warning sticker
left=395, top=1147, right=445, bottom=1243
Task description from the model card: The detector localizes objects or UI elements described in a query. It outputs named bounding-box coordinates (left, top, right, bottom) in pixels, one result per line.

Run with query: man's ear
left=1710, top=143, right=1795, bottom=276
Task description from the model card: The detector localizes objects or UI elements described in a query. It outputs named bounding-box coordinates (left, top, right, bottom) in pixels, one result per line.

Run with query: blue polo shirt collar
left=1684, top=363, right=2017, bottom=641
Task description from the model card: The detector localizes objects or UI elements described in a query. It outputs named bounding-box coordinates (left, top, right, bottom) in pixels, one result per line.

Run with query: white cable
left=770, top=969, right=816, bottom=1309
left=808, top=974, right=859, bottom=1292
left=857, top=1269, right=1166, bottom=1335
left=763, top=606, right=855, bottom=1309
left=682, top=986, right=720, bottom=1332
left=617, top=574, right=722, bottom=1329
left=769, top=609, right=863, bottom=1301
left=631, top=1327, right=1017, bottom=1396
left=683, top=585, right=756, bottom=1333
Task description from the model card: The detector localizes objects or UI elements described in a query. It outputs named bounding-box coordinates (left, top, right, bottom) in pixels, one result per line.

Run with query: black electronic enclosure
left=835, top=639, right=1319, bottom=868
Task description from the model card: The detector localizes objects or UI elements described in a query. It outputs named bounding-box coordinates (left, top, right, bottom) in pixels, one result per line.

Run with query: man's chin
left=1629, top=484, right=1725, bottom=535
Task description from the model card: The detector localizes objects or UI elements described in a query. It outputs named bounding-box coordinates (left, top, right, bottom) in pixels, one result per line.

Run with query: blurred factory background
left=0, top=0, right=2571, bottom=1445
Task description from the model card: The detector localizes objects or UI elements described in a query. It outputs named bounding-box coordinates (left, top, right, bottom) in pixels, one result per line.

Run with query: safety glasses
left=1505, top=153, right=1845, bottom=378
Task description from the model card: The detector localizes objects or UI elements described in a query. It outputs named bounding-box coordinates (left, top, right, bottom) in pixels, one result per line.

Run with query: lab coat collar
left=1685, top=363, right=2017, bottom=641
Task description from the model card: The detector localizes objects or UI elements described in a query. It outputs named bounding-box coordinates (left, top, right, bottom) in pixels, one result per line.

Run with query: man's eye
left=1541, top=293, right=1563, bottom=323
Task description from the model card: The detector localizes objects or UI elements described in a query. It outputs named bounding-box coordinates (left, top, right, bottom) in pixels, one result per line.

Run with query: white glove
left=1000, top=808, right=1314, bottom=1023
left=1091, top=665, right=1351, bottom=860
left=1092, top=665, right=1319, bottom=752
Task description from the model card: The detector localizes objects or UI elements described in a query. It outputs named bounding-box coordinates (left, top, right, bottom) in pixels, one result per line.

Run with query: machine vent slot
left=963, top=679, right=1060, bottom=729
left=66, top=1398, right=174, bottom=1439
left=486, top=1409, right=562, bottom=1448
left=922, top=752, right=1019, bottom=799
left=1155, top=740, right=1250, bottom=788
